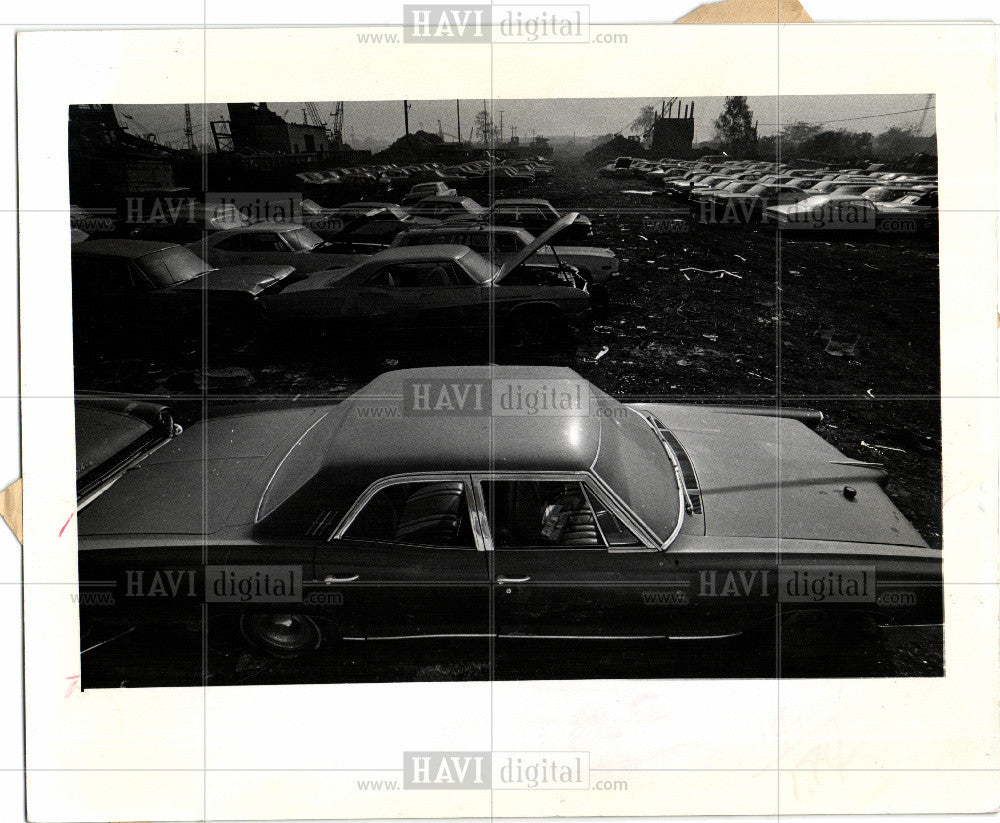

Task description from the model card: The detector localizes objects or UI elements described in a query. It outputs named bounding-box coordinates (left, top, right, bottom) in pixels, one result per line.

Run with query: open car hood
left=494, top=212, right=580, bottom=283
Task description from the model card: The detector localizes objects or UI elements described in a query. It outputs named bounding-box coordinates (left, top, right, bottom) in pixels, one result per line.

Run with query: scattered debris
left=593, top=345, right=610, bottom=363
left=195, top=367, right=255, bottom=390
left=862, top=440, right=907, bottom=454
left=680, top=266, right=742, bottom=279
left=819, top=330, right=859, bottom=358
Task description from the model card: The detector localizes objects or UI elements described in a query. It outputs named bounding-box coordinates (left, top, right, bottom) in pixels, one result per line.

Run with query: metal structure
left=183, top=104, right=195, bottom=150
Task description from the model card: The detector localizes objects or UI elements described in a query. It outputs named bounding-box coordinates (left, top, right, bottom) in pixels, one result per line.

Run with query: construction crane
left=183, top=104, right=195, bottom=150
left=304, top=102, right=325, bottom=128
left=914, top=93, right=934, bottom=136
left=330, top=102, right=344, bottom=146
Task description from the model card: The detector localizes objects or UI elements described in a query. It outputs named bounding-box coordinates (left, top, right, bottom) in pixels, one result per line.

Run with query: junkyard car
left=763, top=194, right=879, bottom=230
left=407, top=195, right=487, bottom=220
left=76, top=365, right=942, bottom=663
left=192, top=222, right=344, bottom=274
left=316, top=207, right=438, bottom=256
left=389, top=222, right=619, bottom=284
left=71, top=239, right=296, bottom=346
left=700, top=184, right=811, bottom=224
left=448, top=198, right=594, bottom=242
left=401, top=181, right=458, bottom=206
left=261, top=213, right=590, bottom=343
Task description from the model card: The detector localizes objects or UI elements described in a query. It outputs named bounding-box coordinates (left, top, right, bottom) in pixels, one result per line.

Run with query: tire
left=207, top=302, right=262, bottom=353
left=239, top=612, right=323, bottom=659
left=504, top=306, right=563, bottom=350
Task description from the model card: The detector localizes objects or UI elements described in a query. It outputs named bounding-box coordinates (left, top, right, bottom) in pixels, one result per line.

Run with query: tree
left=630, top=105, right=656, bottom=134
left=714, top=96, right=758, bottom=158
left=778, top=120, right=823, bottom=157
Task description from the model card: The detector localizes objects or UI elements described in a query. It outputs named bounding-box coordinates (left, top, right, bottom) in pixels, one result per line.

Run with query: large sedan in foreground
left=76, top=366, right=942, bottom=676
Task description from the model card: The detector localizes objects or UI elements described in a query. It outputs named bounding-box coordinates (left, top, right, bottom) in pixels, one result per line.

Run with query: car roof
left=72, top=239, right=177, bottom=259
left=401, top=224, right=521, bottom=236
left=364, top=244, right=475, bottom=264
left=330, top=366, right=602, bottom=474
left=493, top=198, right=552, bottom=206
left=416, top=195, right=474, bottom=203
left=216, top=221, right=304, bottom=232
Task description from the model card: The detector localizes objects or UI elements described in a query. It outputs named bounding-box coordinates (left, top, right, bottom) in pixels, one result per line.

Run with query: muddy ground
left=76, top=157, right=943, bottom=685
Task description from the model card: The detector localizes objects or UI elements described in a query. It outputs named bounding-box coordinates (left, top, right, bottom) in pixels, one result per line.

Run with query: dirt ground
left=76, top=157, right=944, bottom=684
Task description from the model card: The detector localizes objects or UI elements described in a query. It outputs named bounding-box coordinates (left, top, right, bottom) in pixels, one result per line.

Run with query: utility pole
left=403, top=100, right=411, bottom=136
left=456, top=100, right=461, bottom=145
left=499, top=110, right=504, bottom=144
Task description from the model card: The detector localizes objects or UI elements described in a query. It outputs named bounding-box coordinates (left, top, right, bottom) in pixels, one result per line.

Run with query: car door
left=315, top=475, right=491, bottom=640
left=72, top=257, right=187, bottom=341
left=476, top=476, right=679, bottom=640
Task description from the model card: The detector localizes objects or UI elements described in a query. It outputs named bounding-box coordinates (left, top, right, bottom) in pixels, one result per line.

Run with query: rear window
left=283, top=227, right=325, bottom=251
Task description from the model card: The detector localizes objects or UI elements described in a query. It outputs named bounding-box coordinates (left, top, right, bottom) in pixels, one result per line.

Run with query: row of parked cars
left=70, top=187, right=614, bottom=352
left=296, top=156, right=554, bottom=201
left=604, top=155, right=938, bottom=232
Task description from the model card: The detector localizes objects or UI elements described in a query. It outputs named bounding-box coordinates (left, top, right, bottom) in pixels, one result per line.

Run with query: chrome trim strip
left=331, top=471, right=483, bottom=551
left=629, top=408, right=687, bottom=551
left=254, top=411, right=329, bottom=523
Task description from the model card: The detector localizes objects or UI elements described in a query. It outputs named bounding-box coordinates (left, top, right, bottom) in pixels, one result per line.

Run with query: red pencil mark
left=65, top=675, right=80, bottom=698
left=58, top=512, right=75, bottom=537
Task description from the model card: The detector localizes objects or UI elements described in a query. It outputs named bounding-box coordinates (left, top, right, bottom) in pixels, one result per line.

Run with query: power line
left=757, top=104, right=936, bottom=129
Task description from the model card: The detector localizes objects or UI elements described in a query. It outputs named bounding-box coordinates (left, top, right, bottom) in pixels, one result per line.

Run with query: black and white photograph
left=10, top=16, right=999, bottom=823
left=69, top=94, right=944, bottom=687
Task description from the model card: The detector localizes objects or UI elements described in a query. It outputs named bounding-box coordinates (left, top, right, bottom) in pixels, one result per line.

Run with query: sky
left=112, top=95, right=935, bottom=150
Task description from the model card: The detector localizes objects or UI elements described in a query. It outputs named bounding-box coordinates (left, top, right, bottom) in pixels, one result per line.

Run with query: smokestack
left=690, top=101, right=695, bottom=118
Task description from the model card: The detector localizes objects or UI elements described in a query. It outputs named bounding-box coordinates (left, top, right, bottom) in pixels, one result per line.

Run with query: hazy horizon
left=107, top=95, right=935, bottom=151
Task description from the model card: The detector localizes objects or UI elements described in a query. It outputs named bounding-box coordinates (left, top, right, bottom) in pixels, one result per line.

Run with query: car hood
left=635, top=403, right=928, bottom=549
left=171, top=265, right=295, bottom=296
left=77, top=406, right=327, bottom=537
left=494, top=212, right=580, bottom=282
left=546, top=245, right=616, bottom=259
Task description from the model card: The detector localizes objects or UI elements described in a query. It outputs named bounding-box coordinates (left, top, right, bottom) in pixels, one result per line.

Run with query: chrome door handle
left=496, top=575, right=531, bottom=584
left=324, top=574, right=359, bottom=584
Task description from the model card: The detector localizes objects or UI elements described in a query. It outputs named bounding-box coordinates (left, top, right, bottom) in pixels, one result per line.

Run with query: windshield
left=137, top=246, right=214, bottom=287
left=283, top=227, right=325, bottom=251
left=461, top=198, right=487, bottom=215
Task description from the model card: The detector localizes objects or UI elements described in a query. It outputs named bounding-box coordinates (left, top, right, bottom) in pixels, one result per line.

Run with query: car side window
left=494, top=234, right=522, bottom=254
left=343, top=480, right=474, bottom=549
left=479, top=480, right=641, bottom=549
left=242, top=232, right=286, bottom=252
left=367, top=262, right=469, bottom=288
left=213, top=234, right=245, bottom=252
left=462, top=234, right=491, bottom=254
left=72, top=258, right=140, bottom=294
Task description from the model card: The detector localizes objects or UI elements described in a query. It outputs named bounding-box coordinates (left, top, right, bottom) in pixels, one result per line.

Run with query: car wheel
left=239, top=612, right=322, bottom=658
left=208, top=304, right=261, bottom=352
left=505, top=307, right=563, bottom=350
